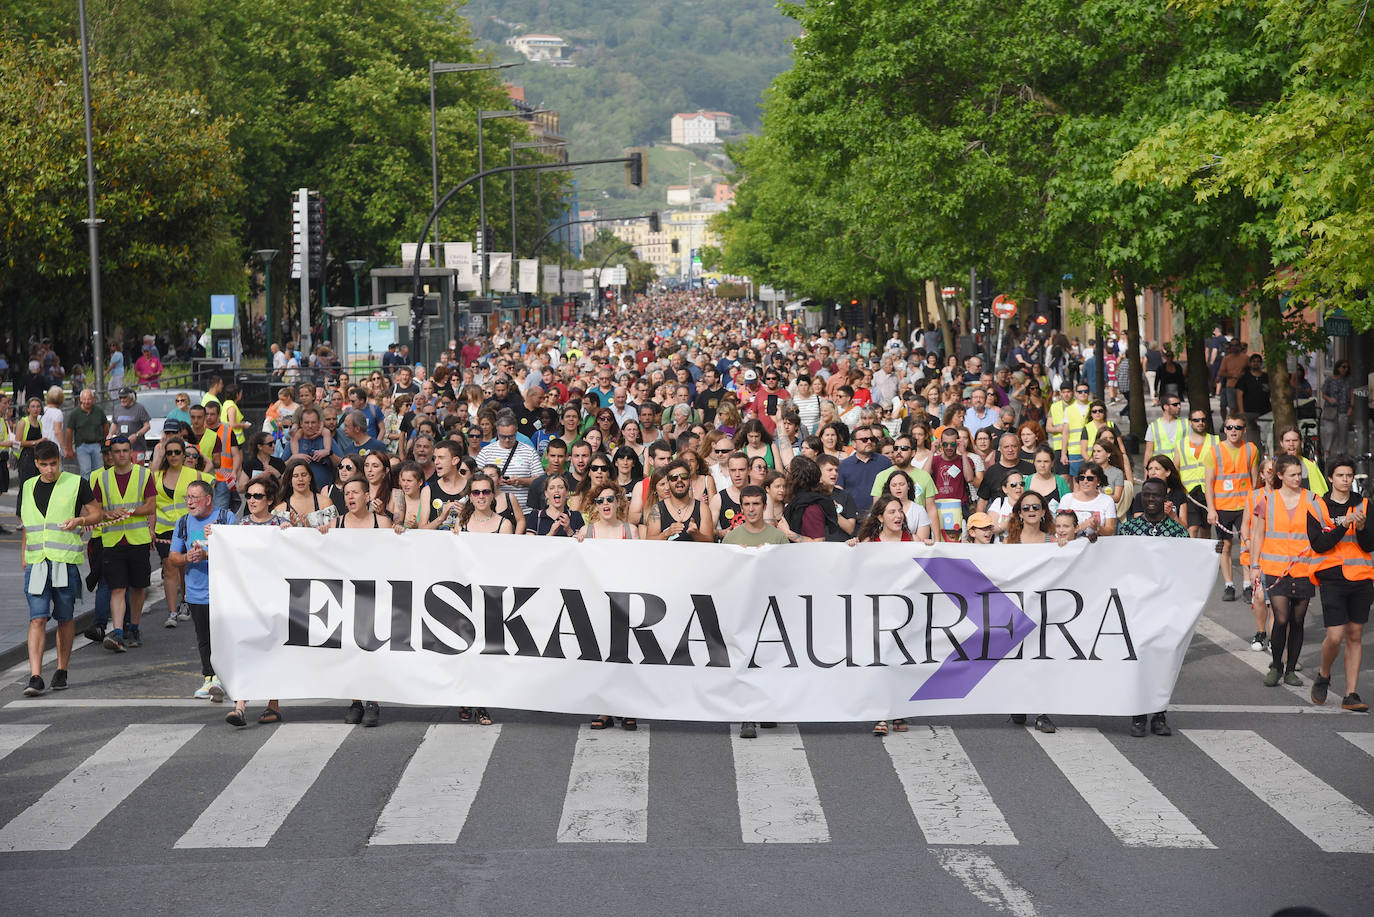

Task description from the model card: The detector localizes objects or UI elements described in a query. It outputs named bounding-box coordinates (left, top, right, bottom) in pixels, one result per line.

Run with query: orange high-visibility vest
left=214, top=422, right=234, bottom=486
left=1257, top=489, right=1320, bottom=581
left=1212, top=441, right=1256, bottom=511
left=1313, top=496, right=1374, bottom=582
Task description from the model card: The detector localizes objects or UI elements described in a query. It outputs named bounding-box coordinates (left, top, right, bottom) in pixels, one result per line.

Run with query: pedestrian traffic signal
left=648, top=212, right=660, bottom=233
left=671, top=239, right=680, bottom=254
left=307, top=191, right=326, bottom=280
left=290, top=191, right=308, bottom=281
left=626, top=149, right=645, bottom=188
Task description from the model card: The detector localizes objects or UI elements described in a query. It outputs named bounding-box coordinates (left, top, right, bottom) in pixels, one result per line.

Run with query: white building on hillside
left=671, top=112, right=718, bottom=145
left=506, top=34, right=569, bottom=63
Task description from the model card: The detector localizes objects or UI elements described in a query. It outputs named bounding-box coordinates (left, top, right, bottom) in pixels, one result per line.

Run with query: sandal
left=476, top=708, right=494, bottom=726
left=620, top=717, right=638, bottom=731
left=225, top=709, right=246, bottom=728
left=892, top=719, right=908, bottom=732
left=458, top=706, right=473, bottom=721
left=873, top=721, right=889, bottom=736
left=590, top=715, right=614, bottom=730
left=258, top=707, right=283, bottom=724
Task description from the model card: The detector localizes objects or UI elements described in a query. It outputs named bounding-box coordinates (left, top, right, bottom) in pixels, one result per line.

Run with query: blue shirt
left=838, top=453, right=891, bottom=514
left=296, top=435, right=335, bottom=489
left=171, top=508, right=237, bottom=604
left=333, top=434, right=390, bottom=460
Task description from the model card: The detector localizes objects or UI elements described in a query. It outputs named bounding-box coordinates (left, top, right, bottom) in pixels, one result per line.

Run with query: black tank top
left=716, top=489, right=742, bottom=531
left=657, top=498, right=702, bottom=542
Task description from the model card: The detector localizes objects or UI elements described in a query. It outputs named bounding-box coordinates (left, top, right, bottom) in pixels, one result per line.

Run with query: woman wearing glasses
left=986, top=473, right=1028, bottom=536
left=459, top=473, right=514, bottom=535
left=477, top=462, right=528, bottom=534
left=1004, top=491, right=1053, bottom=545
left=154, top=436, right=213, bottom=628
left=525, top=474, right=582, bottom=537
left=237, top=432, right=285, bottom=495
left=578, top=482, right=639, bottom=732
left=569, top=458, right=615, bottom=523
left=275, top=456, right=336, bottom=527
left=224, top=481, right=286, bottom=727
left=1057, top=461, right=1118, bottom=537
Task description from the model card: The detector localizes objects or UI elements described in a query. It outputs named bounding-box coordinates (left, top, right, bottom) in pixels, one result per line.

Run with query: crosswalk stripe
left=884, top=725, right=1017, bottom=846
left=0, top=725, right=47, bottom=763
left=1029, top=727, right=1213, bottom=848
left=1193, top=617, right=1308, bottom=700
left=1340, top=732, right=1374, bottom=760
left=1185, top=729, right=1374, bottom=853
left=557, top=724, right=649, bottom=843
left=0, top=724, right=201, bottom=852
left=933, top=849, right=1042, bottom=917
left=369, top=724, right=501, bottom=846
left=731, top=724, right=829, bottom=843
left=176, top=724, right=351, bottom=849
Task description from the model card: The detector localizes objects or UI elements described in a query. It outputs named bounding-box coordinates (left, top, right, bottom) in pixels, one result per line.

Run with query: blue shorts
left=24, top=563, right=80, bottom=623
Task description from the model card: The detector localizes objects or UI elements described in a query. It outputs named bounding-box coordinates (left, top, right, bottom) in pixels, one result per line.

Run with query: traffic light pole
left=297, top=188, right=311, bottom=353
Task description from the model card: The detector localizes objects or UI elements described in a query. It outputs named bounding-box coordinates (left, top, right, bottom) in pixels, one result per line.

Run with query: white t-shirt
left=41, top=405, right=64, bottom=444
left=904, top=501, right=931, bottom=534
left=1058, top=492, right=1117, bottom=530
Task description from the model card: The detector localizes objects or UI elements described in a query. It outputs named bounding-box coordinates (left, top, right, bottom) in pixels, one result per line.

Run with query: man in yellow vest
left=93, top=436, right=157, bottom=652
left=1206, top=412, right=1259, bottom=601
left=1142, top=395, right=1184, bottom=469
left=19, top=440, right=103, bottom=696
left=1050, top=380, right=1091, bottom=475
left=1173, top=407, right=1219, bottom=539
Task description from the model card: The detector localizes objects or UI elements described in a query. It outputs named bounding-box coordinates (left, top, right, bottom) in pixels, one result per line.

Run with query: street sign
left=1325, top=309, right=1353, bottom=337
left=941, top=286, right=958, bottom=299
left=992, top=295, right=1017, bottom=320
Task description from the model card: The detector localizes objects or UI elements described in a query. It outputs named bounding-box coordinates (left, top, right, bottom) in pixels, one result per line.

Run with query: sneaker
left=176, top=602, right=192, bottom=623
left=344, top=701, right=364, bottom=725
left=1283, top=670, right=1302, bottom=687
left=1250, top=631, right=1268, bottom=652
left=739, top=722, right=757, bottom=739
left=1311, top=674, right=1331, bottom=706
left=124, top=628, right=142, bottom=648
left=1150, top=713, right=1172, bottom=736
left=1222, top=584, right=1237, bottom=602
left=760, top=722, right=777, bottom=729
left=207, top=676, right=225, bottom=702
left=164, top=613, right=178, bottom=629
left=23, top=675, right=45, bottom=697
left=1034, top=714, right=1056, bottom=734
left=103, top=631, right=126, bottom=653
left=1010, top=714, right=1027, bottom=725
left=83, top=624, right=105, bottom=643
left=1263, top=665, right=1281, bottom=687
left=1341, top=693, right=1369, bottom=713
left=193, top=676, right=214, bottom=699
left=1243, top=583, right=1254, bottom=604
left=1130, top=715, right=1148, bottom=738
left=362, top=701, right=381, bottom=727
left=50, top=669, right=68, bottom=691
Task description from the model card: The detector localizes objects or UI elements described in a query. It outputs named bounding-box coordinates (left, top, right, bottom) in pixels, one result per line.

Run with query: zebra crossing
left=1, top=720, right=1373, bottom=854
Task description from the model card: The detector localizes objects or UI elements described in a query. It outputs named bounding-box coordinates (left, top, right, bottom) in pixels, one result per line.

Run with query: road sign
left=941, top=286, right=958, bottom=299
left=992, top=295, right=1017, bottom=320
left=1325, top=309, right=1352, bottom=338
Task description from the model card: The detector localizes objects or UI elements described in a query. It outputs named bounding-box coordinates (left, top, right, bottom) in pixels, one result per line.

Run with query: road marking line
left=1340, top=732, right=1374, bottom=759
left=884, top=724, right=1017, bottom=846
left=933, top=848, right=1041, bottom=917
left=557, top=724, right=649, bottom=843
left=1029, top=727, right=1213, bottom=848
left=731, top=724, right=829, bottom=844
left=1185, top=729, right=1374, bottom=853
left=176, top=724, right=350, bottom=848
left=0, top=724, right=200, bottom=851
left=369, top=724, right=501, bottom=845
left=0, top=724, right=47, bottom=762
left=1193, top=617, right=1308, bottom=700
left=1168, top=704, right=1344, bottom=714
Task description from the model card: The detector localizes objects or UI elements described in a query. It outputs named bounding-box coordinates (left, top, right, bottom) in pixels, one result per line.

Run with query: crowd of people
left=11, top=293, right=1371, bottom=739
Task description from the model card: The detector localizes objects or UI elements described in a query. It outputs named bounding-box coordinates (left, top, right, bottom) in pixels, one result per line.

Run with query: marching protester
left=1251, top=455, right=1320, bottom=688
left=169, top=480, right=235, bottom=702
left=1307, top=457, right=1372, bottom=712
left=1206, top=412, right=1259, bottom=601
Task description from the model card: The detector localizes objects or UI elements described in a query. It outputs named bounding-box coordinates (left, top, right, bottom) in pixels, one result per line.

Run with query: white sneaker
left=193, top=676, right=214, bottom=699
left=207, top=676, right=225, bottom=702
left=163, top=613, right=178, bottom=629
left=176, top=603, right=191, bottom=622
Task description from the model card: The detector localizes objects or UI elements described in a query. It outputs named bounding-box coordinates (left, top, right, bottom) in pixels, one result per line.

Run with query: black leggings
left=189, top=603, right=212, bottom=677
left=1270, top=595, right=1310, bottom=673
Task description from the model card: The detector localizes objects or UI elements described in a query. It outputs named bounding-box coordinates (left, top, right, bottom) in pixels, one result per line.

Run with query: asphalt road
left=0, top=575, right=1371, bottom=917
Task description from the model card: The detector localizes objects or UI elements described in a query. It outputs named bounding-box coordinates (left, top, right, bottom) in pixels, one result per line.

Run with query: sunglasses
left=712, top=447, right=731, bottom=454
left=1166, top=402, right=1181, bottom=408
left=593, top=495, right=617, bottom=505
left=246, top=492, right=268, bottom=500
left=470, top=489, right=493, bottom=496
left=589, top=465, right=611, bottom=473
left=1021, top=504, right=1044, bottom=513
left=667, top=473, right=689, bottom=482
left=1091, top=408, right=1105, bottom=414
left=1224, top=424, right=1245, bottom=431
left=165, top=449, right=183, bottom=456
left=1077, top=475, right=1098, bottom=483
left=893, top=445, right=913, bottom=452
left=1190, top=417, right=1207, bottom=422
left=1076, top=388, right=1089, bottom=393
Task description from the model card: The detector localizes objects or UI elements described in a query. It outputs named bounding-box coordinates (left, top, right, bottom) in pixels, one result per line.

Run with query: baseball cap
left=743, top=369, right=758, bottom=382
left=118, top=386, right=135, bottom=397
left=967, top=512, right=995, bottom=529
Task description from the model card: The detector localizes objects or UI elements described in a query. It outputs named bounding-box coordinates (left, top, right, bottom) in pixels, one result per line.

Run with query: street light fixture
left=253, top=249, right=278, bottom=351
left=429, top=60, right=519, bottom=249
left=77, top=0, right=104, bottom=394
left=346, top=259, right=367, bottom=308
left=477, top=107, right=547, bottom=291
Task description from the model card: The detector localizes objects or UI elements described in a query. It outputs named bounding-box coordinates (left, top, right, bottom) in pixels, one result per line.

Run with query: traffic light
left=648, top=211, right=660, bottom=233
left=671, top=239, right=680, bottom=254
left=626, top=149, right=645, bottom=188
left=290, top=190, right=308, bottom=280
left=307, top=191, right=326, bottom=279
left=482, top=224, right=495, bottom=255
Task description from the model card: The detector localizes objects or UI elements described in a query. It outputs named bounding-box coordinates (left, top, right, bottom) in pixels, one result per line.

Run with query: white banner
left=488, top=253, right=512, bottom=292
left=517, top=259, right=538, bottom=294
left=563, top=269, right=583, bottom=293
left=211, top=532, right=1214, bottom=721
left=399, top=243, right=431, bottom=268
left=542, top=264, right=561, bottom=293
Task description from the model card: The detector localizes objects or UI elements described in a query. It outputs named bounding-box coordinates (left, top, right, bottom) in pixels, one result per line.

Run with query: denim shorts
left=24, top=563, right=80, bottom=623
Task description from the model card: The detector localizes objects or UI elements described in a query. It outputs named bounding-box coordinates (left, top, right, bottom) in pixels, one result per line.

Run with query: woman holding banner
left=855, top=496, right=915, bottom=737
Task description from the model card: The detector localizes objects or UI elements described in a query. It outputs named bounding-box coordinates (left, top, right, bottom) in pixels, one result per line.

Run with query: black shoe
left=83, top=624, right=105, bottom=643
left=103, top=631, right=126, bottom=653
left=1343, top=693, right=1369, bottom=713
left=1150, top=713, right=1172, bottom=736
left=1311, top=673, right=1331, bottom=706
left=1034, top=714, right=1056, bottom=734
left=1243, top=584, right=1254, bottom=604
left=23, top=675, right=45, bottom=697
left=1222, top=585, right=1237, bottom=602
left=344, top=701, right=364, bottom=725
left=739, top=722, right=757, bottom=739
left=1010, top=714, right=1027, bottom=725
left=362, top=701, right=381, bottom=727
left=1130, top=715, right=1147, bottom=738
left=50, top=669, right=68, bottom=691
left=760, top=722, right=777, bottom=729
left=124, top=628, right=142, bottom=648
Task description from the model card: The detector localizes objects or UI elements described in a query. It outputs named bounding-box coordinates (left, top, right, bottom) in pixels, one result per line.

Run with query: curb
left=0, top=608, right=98, bottom=673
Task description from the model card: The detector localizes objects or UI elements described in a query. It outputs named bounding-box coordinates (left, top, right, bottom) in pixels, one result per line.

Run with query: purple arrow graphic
left=909, top=556, right=1036, bottom=701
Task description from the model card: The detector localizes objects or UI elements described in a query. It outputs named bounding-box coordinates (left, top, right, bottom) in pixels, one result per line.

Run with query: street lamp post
left=429, top=60, right=518, bottom=251
left=77, top=0, right=105, bottom=394
left=253, top=249, right=278, bottom=354
left=346, top=259, right=367, bottom=308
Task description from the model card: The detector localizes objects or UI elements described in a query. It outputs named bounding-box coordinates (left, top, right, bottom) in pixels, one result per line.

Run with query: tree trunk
left=1123, top=273, right=1146, bottom=440
left=1093, top=299, right=1106, bottom=401
left=1185, top=328, right=1213, bottom=434
left=931, top=277, right=956, bottom=358
left=1258, top=293, right=1294, bottom=452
